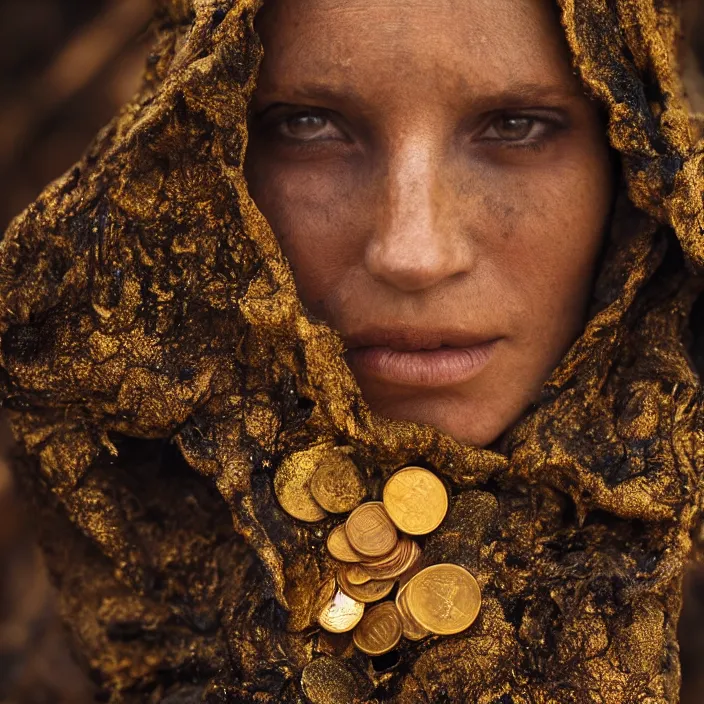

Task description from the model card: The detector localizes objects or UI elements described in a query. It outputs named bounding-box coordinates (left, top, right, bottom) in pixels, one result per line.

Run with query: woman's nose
left=364, top=139, right=475, bottom=293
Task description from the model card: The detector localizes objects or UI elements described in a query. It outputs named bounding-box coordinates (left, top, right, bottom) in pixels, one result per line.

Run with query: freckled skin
left=244, top=0, right=614, bottom=447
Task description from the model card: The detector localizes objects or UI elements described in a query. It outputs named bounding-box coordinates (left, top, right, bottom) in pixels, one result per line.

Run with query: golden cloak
left=1, top=1, right=704, bottom=701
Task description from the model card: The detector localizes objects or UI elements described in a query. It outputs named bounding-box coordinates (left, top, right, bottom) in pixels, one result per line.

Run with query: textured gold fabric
left=1, top=1, right=703, bottom=701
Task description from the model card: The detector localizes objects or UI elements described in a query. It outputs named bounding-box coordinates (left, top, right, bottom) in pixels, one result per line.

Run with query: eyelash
left=255, top=106, right=565, bottom=152
left=480, top=116, right=561, bottom=151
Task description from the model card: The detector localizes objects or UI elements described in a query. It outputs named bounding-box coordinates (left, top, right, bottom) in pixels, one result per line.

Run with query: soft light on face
left=244, top=0, right=614, bottom=447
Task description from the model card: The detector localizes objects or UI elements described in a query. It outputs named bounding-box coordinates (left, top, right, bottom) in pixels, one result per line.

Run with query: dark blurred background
left=0, top=1, right=702, bottom=702
left=0, top=2, right=151, bottom=701
left=0, top=0, right=152, bottom=232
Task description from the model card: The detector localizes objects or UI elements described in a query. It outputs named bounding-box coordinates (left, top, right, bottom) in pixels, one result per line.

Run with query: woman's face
left=245, top=0, right=613, bottom=447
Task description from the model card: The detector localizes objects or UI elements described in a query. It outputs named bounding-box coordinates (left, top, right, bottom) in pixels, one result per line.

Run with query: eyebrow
left=256, top=82, right=367, bottom=111
left=482, top=81, right=586, bottom=107
left=494, top=80, right=583, bottom=99
left=257, top=79, right=587, bottom=113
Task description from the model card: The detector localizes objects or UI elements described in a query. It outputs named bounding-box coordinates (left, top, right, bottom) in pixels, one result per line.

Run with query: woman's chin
left=361, top=389, right=509, bottom=449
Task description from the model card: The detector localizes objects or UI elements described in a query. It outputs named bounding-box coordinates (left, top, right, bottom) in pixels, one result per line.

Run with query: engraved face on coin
left=404, top=564, right=481, bottom=635
left=383, top=466, right=448, bottom=535
left=274, top=447, right=329, bottom=522
left=318, top=589, right=365, bottom=633
left=326, top=524, right=363, bottom=563
left=345, top=502, right=397, bottom=558
left=310, top=451, right=366, bottom=513
left=338, top=569, right=395, bottom=604
left=353, top=601, right=403, bottom=656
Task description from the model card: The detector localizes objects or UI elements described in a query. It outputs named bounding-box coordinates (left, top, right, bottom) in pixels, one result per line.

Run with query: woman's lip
left=345, top=340, right=499, bottom=387
left=344, top=328, right=495, bottom=351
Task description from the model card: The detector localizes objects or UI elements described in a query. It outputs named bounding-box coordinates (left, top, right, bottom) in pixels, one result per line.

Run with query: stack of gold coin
left=325, top=501, right=418, bottom=609
left=395, top=580, right=430, bottom=641
left=339, top=505, right=421, bottom=592
left=291, top=462, right=481, bottom=656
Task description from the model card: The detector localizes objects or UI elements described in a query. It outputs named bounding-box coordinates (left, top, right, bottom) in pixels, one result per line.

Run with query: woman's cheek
left=535, top=173, right=608, bottom=333
left=487, top=164, right=605, bottom=348
left=265, top=167, right=367, bottom=311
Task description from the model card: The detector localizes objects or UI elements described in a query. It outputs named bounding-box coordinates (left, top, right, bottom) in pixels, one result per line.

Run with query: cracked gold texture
left=0, top=0, right=703, bottom=702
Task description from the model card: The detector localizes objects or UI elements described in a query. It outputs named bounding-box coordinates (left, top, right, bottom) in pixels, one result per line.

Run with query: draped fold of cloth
left=0, top=0, right=703, bottom=701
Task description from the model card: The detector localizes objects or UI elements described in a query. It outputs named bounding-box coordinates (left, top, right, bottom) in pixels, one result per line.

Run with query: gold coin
left=345, top=502, right=397, bottom=558
left=345, top=563, right=371, bottom=586
left=274, top=448, right=328, bottom=522
left=395, top=584, right=430, bottom=641
left=313, top=577, right=337, bottom=619
left=318, top=589, right=365, bottom=634
left=338, top=568, right=395, bottom=604
left=353, top=601, right=403, bottom=656
left=310, top=451, right=366, bottom=514
left=383, top=466, right=448, bottom=535
left=301, top=656, right=373, bottom=704
left=404, top=564, right=481, bottom=636
left=361, top=536, right=421, bottom=581
left=326, top=524, right=363, bottom=563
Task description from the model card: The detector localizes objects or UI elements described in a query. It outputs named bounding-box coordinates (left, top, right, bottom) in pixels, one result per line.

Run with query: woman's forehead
left=255, top=0, right=581, bottom=100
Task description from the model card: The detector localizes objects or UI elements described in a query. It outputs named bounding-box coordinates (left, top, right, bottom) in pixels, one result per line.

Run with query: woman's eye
left=277, top=111, right=344, bottom=141
left=480, top=116, right=550, bottom=143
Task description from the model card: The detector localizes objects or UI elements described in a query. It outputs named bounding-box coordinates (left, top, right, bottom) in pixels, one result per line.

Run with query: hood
left=0, top=0, right=703, bottom=701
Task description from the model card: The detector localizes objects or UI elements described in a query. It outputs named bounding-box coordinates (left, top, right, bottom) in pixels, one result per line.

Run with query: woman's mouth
left=344, top=338, right=499, bottom=387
